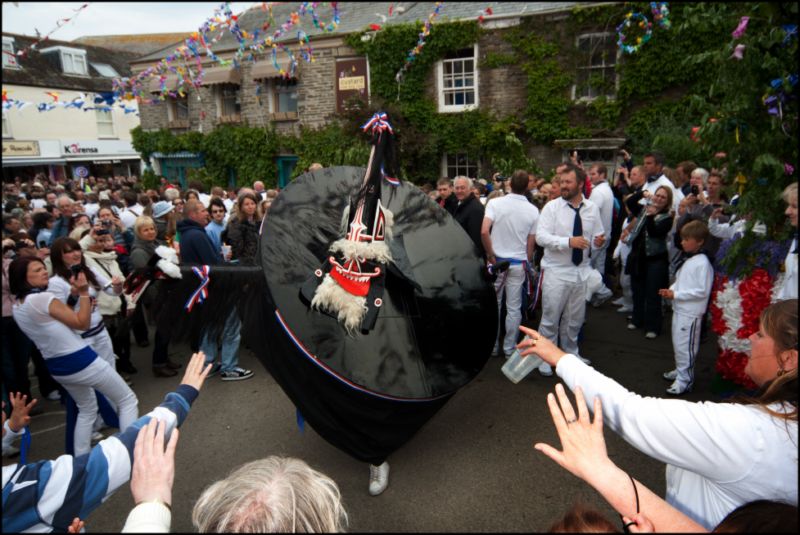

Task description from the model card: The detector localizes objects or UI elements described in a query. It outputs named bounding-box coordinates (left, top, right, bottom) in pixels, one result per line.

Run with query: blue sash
left=45, top=346, right=98, bottom=376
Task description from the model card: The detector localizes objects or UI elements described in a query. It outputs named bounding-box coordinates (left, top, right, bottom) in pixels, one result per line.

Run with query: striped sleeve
left=2, top=384, right=198, bottom=533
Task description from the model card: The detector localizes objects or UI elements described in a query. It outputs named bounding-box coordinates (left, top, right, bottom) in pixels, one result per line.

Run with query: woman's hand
left=516, top=326, right=566, bottom=367
left=131, top=419, right=178, bottom=508
left=658, top=288, right=674, bottom=299
left=180, top=352, right=213, bottom=391
left=70, top=271, right=90, bottom=295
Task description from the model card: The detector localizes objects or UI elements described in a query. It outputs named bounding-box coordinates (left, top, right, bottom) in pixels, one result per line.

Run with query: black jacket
left=177, top=219, right=222, bottom=265
left=452, top=194, right=485, bottom=258
left=439, top=193, right=458, bottom=216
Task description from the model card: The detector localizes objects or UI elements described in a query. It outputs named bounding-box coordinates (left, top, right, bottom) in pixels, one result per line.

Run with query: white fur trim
left=155, top=245, right=179, bottom=264
left=157, top=259, right=182, bottom=279
left=329, top=239, right=392, bottom=264
left=311, top=274, right=366, bottom=334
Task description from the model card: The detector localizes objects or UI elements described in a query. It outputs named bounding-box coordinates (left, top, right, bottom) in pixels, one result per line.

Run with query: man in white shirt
left=119, top=190, right=143, bottom=230
left=253, top=181, right=267, bottom=200
left=536, top=163, right=606, bottom=375
left=642, top=151, right=683, bottom=212
left=481, top=170, right=539, bottom=358
left=587, top=164, right=615, bottom=307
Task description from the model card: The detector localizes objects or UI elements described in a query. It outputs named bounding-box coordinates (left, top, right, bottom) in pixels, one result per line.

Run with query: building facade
left=131, top=2, right=629, bottom=182
left=2, top=33, right=143, bottom=183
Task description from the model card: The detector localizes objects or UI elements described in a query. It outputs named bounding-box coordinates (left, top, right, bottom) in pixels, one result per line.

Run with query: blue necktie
left=570, top=203, right=583, bottom=266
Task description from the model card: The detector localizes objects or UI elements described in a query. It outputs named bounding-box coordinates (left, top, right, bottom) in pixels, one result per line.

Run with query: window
left=437, top=45, right=479, bottom=112
left=218, top=84, right=241, bottom=117
left=573, top=33, right=618, bottom=100
left=41, top=46, right=88, bottom=75
left=168, top=94, right=189, bottom=121
left=95, top=108, right=115, bottom=137
left=2, top=109, right=10, bottom=137
left=273, top=78, right=298, bottom=113
left=443, top=153, right=479, bottom=179
left=2, top=38, right=18, bottom=69
left=91, top=62, right=118, bottom=77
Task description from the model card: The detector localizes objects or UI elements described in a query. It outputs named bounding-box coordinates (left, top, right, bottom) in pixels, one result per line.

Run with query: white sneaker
left=91, top=431, right=104, bottom=443
left=662, top=369, right=678, bottom=381
left=538, top=362, right=553, bottom=377
left=645, top=332, right=658, bottom=339
left=46, top=390, right=61, bottom=401
left=611, top=297, right=625, bottom=306
left=617, top=306, right=633, bottom=313
left=369, top=461, right=390, bottom=496
left=627, top=323, right=637, bottom=330
left=666, top=382, right=691, bottom=395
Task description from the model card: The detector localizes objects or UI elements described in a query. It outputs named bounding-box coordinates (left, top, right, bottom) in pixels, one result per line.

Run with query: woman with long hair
left=9, top=256, right=138, bottom=456
left=223, top=191, right=261, bottom=265
left=623, top=185, right=674, bottom=338
left=517, top=298, right=798, bottom=530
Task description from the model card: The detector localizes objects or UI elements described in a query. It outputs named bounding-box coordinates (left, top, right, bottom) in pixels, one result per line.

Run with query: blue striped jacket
left=2, top=384, right=198, bottom=532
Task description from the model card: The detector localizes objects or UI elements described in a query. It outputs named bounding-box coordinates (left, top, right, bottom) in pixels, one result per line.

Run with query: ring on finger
left=565, top=418, right=577, bottom=424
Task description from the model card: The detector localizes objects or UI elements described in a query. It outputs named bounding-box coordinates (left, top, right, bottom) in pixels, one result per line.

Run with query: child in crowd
left=658, top=220, right=714, bottom=395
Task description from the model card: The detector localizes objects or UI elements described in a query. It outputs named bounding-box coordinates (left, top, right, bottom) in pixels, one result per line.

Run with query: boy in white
left=659, top=220, right=714, bottom=395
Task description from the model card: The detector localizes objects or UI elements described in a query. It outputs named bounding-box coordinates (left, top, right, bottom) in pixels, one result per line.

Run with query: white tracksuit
left=669, top=253, right=713, bottom=390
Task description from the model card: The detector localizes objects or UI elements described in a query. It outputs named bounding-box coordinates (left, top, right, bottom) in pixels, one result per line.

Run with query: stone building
left=131, top=2, right=628, bottom=184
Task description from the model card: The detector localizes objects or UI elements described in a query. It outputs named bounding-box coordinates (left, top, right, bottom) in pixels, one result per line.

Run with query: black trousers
left=2, top=316, right=58, bottom=410
left=131, top=301, right=149, bottom=345
left=103, top=314, right=132, bottom=366
left=630, top=257, right=669, bottom=335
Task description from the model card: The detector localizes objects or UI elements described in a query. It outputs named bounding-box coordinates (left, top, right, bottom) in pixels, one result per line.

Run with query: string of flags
left=2, top=89, right=139, bottom=116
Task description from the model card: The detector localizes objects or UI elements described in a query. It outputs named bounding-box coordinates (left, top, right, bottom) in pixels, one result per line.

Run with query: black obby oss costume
left=147, top=113, right=496, bottom=465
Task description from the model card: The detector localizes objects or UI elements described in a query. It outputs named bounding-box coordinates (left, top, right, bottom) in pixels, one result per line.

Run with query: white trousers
left=58, top=357, right=139, bottom=456
left=671, top=312, right=702, bottom=390
left=494, top=263, right=526, bottom=355
left=537, top=270, right=586, bottom=357
left=85, top=328, right=119, bottom=430
left=618, top=244, right=633, bottom=309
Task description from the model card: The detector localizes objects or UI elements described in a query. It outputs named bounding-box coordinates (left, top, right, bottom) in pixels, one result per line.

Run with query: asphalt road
left=12, top=302, right=721, bottom=532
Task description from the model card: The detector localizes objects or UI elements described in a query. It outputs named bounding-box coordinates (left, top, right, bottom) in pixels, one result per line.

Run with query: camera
left=95, top=228, right=111, bottom=236
left=691, top=185, right=700, bottom=196
left=70, top=264, right=82, bottom=278
left=101, top=219, right=112, bottom=228
left=496, top=175, right=507, bottom=182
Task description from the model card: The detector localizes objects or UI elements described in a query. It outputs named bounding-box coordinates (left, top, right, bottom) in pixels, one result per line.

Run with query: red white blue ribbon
left=361, top=112, right=393, bottom=134
left=185, top=265, right=210, bottom=312
left=381, top=164, right=400, bottom=187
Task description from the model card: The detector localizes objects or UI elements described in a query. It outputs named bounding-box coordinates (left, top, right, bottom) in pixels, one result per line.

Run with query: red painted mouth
left=329, top=256, right=381, bottom=297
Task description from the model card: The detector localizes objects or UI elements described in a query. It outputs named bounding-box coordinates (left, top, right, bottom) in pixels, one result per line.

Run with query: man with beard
left=535, top=163, right=606, bottom=376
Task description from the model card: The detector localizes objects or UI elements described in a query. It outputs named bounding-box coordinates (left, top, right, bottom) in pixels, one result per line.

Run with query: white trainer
left=666, top=382, right=691, bottom=395
left=662, top=369, right=678, bottom=381
left=369, top=461, right=390, bottom=496
left=611, top=297, right=625, bottom=306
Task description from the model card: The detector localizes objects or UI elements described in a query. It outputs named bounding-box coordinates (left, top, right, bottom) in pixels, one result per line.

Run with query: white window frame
left=95, top=108, right=116, bottom=138
left=437, top=44, right=479, bottom=113
left=441, top=153, right=479, bottom=179
left=2, top=37, right=19, bottom=69
left=2, top=109, right=12, bottom=138
left=40, top=46, right=88, bottom=76
left=571, top=32, right=619, bottom=102
left=216, top=84, right=241, bottom=118
left=90, top=62, right=118, bottom=77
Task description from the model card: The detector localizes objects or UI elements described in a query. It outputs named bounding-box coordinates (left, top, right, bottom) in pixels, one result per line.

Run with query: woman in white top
left=516, top=298, right=798, bottom=530
left=9, top=256, right=138, bottom=456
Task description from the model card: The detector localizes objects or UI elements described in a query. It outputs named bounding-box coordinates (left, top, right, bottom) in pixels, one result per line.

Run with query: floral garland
left=710, top=235, right=792, bottom=389
left=616, top=12, right=653, bottom=54
left=650, top=2, right=671, bottom=29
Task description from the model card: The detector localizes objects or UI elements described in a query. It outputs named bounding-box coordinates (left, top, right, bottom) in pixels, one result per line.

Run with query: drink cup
left=501, top=337, right=543, bottom=384
left=221, top=244, right=231, bottom=258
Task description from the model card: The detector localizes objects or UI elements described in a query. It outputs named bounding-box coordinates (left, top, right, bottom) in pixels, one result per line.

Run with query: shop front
left=2, top=139, right=66, bottom=183
left=62, top=139, right=142, bottom=180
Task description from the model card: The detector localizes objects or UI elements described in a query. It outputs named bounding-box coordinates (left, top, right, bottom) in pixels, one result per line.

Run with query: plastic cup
left=501, top=337, right=543, bottom=384
left=221, top=244, right=231, bottom=258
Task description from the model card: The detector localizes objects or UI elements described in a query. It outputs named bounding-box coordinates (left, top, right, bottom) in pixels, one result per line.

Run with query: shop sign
left=335, top=57, right=369, bottom=114
left=64, top=142, right=99, bottom=155
left=73, top=166, right=89, bottom=178
left=92, top=160, right=121, bottom=165
left=2, top=140, right=40, bottom=157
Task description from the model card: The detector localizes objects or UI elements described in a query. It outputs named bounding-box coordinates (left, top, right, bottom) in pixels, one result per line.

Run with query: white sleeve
left=27, top=292, right=56, bottom=318
left=588, top=204, right=604, bottom=239
left=556, top=354, right=756, bottom=482
left=121, top=502, right=172, bottom=533
left=46, top=277, right=71, bottom=303
left=529, top=208, right=539, bottom=236
left=535, top=203, right=569, bottom=251
left=2, top=420, right=24, bottom=451
left=484, top=200, right=496, bottom=222
left=89, top=266, right=114, bottom=296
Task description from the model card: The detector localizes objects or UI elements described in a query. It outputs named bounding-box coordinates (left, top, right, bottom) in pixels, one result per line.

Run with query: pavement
left=7, top=301, right=722, bottom=532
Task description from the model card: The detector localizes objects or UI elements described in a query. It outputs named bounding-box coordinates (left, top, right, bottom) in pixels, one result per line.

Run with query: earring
left=777, top=368, right=786, bottom=377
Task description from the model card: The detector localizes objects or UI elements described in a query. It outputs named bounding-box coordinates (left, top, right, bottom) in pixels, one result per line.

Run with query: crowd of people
left=1, top=148, right=797, bottom=533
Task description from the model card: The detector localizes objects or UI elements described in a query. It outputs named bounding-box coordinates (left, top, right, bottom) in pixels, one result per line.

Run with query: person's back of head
left=122, top=190, right=137, bottom=208
left=713, top=500, right=798, bottom=533
left=510, top=169, right=529, bottom=195
left=192, top=456, right=347, bottom=533
left=548, top=503, right=618, bottom=533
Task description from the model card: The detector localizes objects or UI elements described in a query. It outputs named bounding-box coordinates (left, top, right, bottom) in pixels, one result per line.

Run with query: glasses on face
left=211, top=209, right=225, bottom=214
left=174, top=201, right=184, bottom=206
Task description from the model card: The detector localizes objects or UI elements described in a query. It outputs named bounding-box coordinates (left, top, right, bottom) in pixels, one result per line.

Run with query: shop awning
left=200, top=66, right=242, bottom=86
left=251, top=61, right=300, bottom=80
left=152, top=151, right=202, bottom=159
left=3, top=158, right=66, bottom=167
